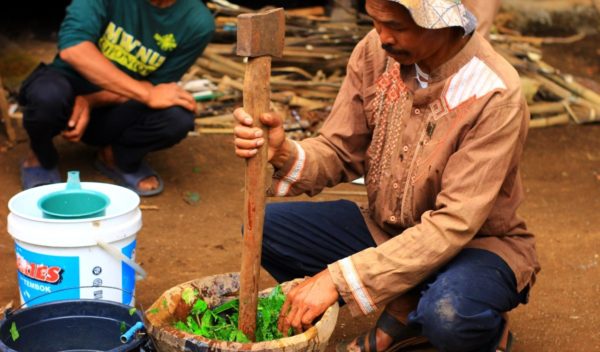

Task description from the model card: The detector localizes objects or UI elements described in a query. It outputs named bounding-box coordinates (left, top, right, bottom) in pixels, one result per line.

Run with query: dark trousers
left=18, top=65, right=195, bottom=172
left=261, top=200, right=528, bottom=352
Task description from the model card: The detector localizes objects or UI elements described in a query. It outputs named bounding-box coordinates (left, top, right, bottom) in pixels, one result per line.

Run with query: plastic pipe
left=120, top=321, right=144, bottom=343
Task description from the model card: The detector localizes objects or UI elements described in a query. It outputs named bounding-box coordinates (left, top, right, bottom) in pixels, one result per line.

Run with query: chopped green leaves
left=120, top=321, right=127, bottom=334
left=191, top=299, right=208, bottom=315
left=173, top=285, right=290, bottom=342
left=129, top=307, right=137, bottom=316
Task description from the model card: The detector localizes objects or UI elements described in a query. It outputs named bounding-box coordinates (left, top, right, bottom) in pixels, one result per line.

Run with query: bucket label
left=15, top=244, right=80, bottom=305
left=121, top=240, right=136, bottom=305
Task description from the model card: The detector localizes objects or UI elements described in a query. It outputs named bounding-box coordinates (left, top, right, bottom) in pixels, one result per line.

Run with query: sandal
left=20, top=161, right=61, bottom=190
left=336, top=311, right=429, bottom=352
left=94, top=158, right=164, bottom=197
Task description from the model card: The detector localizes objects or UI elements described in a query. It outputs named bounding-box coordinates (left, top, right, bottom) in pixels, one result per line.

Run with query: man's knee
left=412, top=294, right=503, bottom=351
left=162, top=106, right=195, bottom=141
left=22, top=79, right=73, bottom=127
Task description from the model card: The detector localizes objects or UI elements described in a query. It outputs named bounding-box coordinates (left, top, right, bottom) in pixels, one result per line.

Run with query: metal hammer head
left=236, top=8, right=285, bottom=58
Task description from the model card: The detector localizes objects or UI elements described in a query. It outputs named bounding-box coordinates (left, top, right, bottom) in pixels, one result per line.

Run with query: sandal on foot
left=20, top=162, right=61, bottom=190
left=94, top=158, right=164, bottom=196
left=336, top=311, right=429, bottom=352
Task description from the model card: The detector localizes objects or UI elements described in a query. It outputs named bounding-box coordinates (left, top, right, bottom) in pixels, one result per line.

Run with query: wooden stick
left=490, top=32, right=586, bottom=46
left=239, top=56, right=272, bottom=339
left=197, top=127, right=234, bottom=134
left=271, top=92, right=329, bottom=110
left=541, top=72, right=600, bottom=106
left=565, top=97, right=600, bottom=124
left=534, top=74, right=572, bottom=100
left=286, top=6, right=326, bottom=17
left=195, top=113, right=235, bottom=127
left=529, top=101, right=566, bottom=116
left=529, top=114, right=570, bottom=128
left=321, top=189, right=367, bottom=196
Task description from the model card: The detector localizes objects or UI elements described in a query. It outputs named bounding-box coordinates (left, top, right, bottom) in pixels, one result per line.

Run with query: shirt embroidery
left=367, top=59, right=410, bottom=187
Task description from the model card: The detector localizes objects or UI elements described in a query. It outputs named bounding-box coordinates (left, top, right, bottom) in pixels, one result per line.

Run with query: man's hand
left=278, top=270, right=339, bottom=335
left=145, top=83, right=196, bottom=112
left=233, top=108, right=287, bottom=163
left=62, top=96, right=91, bottom=142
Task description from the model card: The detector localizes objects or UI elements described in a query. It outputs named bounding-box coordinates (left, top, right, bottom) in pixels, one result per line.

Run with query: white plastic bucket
left=7, top=182, right=143, bottom=307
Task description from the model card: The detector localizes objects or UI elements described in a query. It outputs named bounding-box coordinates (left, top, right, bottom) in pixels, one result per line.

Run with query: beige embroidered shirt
left=268, top=30, right=540, bottom=317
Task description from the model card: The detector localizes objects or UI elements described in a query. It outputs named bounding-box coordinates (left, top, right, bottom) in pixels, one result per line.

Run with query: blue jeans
left=261, top=200, right=528, bottom=352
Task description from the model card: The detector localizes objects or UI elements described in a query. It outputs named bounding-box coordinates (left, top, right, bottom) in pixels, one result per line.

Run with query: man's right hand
left=233, top=108, right=288, bottom=163
left=145, top=83, right=196, bottom=112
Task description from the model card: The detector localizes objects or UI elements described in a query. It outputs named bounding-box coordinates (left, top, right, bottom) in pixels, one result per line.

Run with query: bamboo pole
left=529, top=114, right=570, bottom=128
left=529, top=101, right=566, bottom=116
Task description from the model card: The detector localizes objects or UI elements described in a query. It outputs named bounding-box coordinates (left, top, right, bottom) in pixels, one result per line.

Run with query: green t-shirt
left=51, top=0, right=214, bottom=89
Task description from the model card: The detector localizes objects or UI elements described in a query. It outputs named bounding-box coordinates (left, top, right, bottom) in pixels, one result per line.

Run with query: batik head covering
left=386, top=0, right=477, bottom=34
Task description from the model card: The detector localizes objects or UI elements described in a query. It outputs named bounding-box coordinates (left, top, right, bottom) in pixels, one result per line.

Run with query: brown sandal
left=336, top=311, right=429, bottom=352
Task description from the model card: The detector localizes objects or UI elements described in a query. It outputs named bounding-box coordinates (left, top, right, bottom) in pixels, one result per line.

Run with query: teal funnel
left=38, top=171, right=110, bottom=219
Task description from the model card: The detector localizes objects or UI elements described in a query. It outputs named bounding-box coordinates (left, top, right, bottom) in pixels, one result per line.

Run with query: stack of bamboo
left=188, top=1, right=599, bottom=137
left=492, top=33, right=600, bottom=128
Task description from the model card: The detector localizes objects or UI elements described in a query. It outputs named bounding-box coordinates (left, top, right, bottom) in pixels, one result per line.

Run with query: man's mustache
left=382, top=44, right=411, bottom=57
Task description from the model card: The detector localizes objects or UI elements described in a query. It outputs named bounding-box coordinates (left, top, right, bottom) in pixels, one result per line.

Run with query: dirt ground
left=1, top=27, right=600, bottom=352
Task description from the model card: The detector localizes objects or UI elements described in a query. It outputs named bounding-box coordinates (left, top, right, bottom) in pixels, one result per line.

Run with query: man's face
left=365, top=0, right=449, bottom=65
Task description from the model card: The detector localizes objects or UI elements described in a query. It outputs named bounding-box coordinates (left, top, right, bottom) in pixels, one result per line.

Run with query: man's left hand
left=62, top=95, right=91, bottom=142
left=278, top=269, right=339, bottom=335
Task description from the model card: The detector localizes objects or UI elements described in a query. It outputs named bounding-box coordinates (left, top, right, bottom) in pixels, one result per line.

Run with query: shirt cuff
left=269, top=140, right=305, bottom=197
left=328, top=258, right=378, bottom=317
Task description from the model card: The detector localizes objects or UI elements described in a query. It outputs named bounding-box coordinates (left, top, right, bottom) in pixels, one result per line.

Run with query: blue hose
left=120, top=321, right=144, bottom=343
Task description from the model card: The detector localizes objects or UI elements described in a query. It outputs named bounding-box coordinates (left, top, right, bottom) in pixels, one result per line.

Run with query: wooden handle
left=238, top=55, right=272, bottom=341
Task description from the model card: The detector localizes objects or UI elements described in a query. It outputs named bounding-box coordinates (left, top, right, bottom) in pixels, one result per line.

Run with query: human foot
left=98, top=147, right=160, bottom=193
left=20, top=152, right=61, bottom=190
left=336, top=311, right=426, bottom=352
left=96, top=147, right=164, bottom=196
left=345, top=328, right=395, bottom=352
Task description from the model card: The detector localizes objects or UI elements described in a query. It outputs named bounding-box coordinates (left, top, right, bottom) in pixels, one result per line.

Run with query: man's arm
left=60, top=41, right=195, bottom=111
left=60, top=41, right=149, bottom=102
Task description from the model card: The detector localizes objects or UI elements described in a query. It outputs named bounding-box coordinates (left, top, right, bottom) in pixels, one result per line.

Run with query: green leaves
left=191, top=299, right=208, bottom=315
left=9, top=322, right=19, bottom=341
left=173, top=285, right=289, bottom=342
left=129, top=307, right=137, bottom=316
